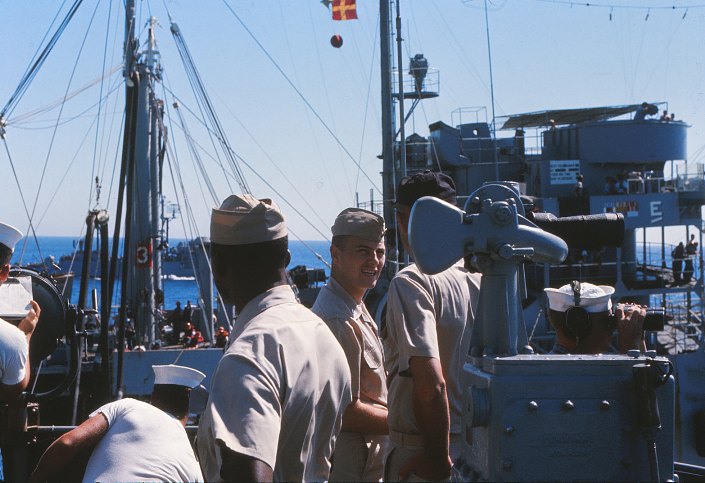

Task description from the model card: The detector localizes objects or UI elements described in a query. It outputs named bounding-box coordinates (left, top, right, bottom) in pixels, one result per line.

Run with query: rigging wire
left=531, top=0, right=705, bottom=10
left=281, top=1, right=353, bottom=206
left=169, top=22, right=250, bottom=194
left=483, top=0, right=500, bottom=180
left=0, top=0, right=85, bottom=121
left=220, top=0, right=382, bottom=195
left=305, top=2, right=354, bottom=201
left=429, top=2, right=504, bottom=114
left=171, top=102, right=220, bottom=205
left=162, top=87, right=332, bottom=241
left=302, top=0, right=346, bottom=208
left=212, top=91, right=331, bottom=231
left=354, top=16, right=380, bottom=196
left=18, top=0, right=102, bottom=265
left=2, top=140, right=47, bottom=267
left=96, top=1, right=124, bottom=205
left=6, top=65, right=122, bottom=126
left=87, top=0, right=114, bottom=211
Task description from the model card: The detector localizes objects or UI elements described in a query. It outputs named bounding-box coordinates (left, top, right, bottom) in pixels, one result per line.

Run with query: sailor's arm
left=399, top=355, right=452, bottom=481
left=0, top=301, right=40, bottom=402
left=16, top=300, right=40, bottom=391
left=28, top=412, right=108, bottom=483
left=220, top=445, right=274, bottom=483
left=341, top=398, right=388, bottom=434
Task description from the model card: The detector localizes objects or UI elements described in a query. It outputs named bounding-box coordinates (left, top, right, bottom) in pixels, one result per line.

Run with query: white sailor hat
left=153, top=364, right=206, bottom=389
left=211, top=194, right=287, bottom=245
left=0, top=222, right=23, bottom=252
left=544, top=282, right=614, bottom=313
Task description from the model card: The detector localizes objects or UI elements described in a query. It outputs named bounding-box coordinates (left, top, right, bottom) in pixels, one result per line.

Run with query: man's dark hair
left=395, top=170, right=457, bottom=208
left=211, top=236, right=289, bottom=281
left=151, top=384, right=191, bottom=420
left=0, top=244, right=12, bottom=266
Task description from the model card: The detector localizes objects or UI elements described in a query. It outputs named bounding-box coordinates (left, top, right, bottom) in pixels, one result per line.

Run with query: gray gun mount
left=408, top=182, right=674, bottom=482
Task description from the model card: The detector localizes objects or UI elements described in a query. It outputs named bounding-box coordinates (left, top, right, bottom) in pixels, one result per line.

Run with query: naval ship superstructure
left=365, top=39, right=705, bottom=475
left=361, top=2, right=704, bottom=474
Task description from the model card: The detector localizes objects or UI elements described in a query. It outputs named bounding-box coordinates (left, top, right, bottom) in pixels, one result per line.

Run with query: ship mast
left=380, top=0, right=395, bottom=228
left=123, top=3, right=163, bottom=347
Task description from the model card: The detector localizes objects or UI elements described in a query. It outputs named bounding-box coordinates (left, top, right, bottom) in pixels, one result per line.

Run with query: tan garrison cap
left=211, top=194, right=287, bottom=245
left=545, top=282, right=614, bottom=313
left=331, top=208, right=385, bottom=243
left=0, top=222, right=23, bottom=252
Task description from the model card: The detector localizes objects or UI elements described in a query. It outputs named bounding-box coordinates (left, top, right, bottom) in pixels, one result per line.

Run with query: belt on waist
left=389, top=430, right=461, bottom=448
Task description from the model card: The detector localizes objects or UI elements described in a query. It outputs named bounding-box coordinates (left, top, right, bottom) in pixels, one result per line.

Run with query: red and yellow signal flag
left=332, top=0, right=358, bottom=20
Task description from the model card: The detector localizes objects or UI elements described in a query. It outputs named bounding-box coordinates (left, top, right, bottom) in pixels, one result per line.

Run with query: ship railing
left=391, top=68, right=440, bottom=99
left=656, top=301, right=703, bottom=353
left=355, top=199, right=386, bottom=217
left=674, top=173, right=705, bottom=193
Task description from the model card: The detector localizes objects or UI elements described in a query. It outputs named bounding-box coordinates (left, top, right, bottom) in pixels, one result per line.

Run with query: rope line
left=221, top=0, right=382, bottom=195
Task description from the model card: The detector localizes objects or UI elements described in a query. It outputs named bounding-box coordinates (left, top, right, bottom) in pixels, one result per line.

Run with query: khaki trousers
left=330, top=431, right=388, bottom=482
left=383, top=435, right=461, bottom=482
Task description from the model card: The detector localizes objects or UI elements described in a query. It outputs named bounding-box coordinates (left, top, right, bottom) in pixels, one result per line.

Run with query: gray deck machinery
left=409, top=182, right=674, bottom=482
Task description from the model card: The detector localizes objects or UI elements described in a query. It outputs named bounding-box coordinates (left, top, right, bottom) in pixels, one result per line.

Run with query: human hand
left=615, top=303, right=645, bottom=353
left=18, top=300, right=41, bottom=337
left=399, top=450, right=452, bottom=481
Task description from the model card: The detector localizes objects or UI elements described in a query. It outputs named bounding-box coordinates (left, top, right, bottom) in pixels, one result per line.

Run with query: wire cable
left=220, top=0, right=382, bottom=195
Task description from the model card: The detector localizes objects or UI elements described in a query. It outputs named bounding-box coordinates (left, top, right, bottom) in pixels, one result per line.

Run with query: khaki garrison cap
left=544, top=282, right=615, bottom=313
left=0, top=222, right=23, bottom=252
left=211, top=194, right=287, bottom=245
left=331, top=208, right=385, bottom=243
left=153, top=364, right=206, bottom=388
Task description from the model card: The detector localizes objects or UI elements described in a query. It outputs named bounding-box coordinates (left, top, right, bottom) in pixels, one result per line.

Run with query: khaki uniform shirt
left=312, top=276, right=388, bottom=481
left=312, top=276, right=387, bottom=407
left=196, top=285, right=352, bottom=482
left=384, top=261, right=481, bottom=438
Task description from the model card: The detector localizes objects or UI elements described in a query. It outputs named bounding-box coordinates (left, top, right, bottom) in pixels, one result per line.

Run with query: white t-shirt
left=83, top=398, right=203, bottom=483
left=0, top=318, right=29, bottom=386
left=196, top=285, right=352, bottom=482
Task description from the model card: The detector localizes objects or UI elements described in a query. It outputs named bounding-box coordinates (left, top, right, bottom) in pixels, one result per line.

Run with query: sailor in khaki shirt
left=196, top=195, right=352, bottom=482
left=312, top=208, right=389, bottom=482
left=384, top=171, right=481, bottom=482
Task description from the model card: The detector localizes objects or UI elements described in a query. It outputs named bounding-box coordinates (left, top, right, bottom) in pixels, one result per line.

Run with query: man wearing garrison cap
left=196, top=194, right=352, bottom=482
left=545, top=281, right=647, bottom=354
left=311, top=208, right=388, bottom=482
left=29, top=364, right=205, bottom=482
left=0, top=222, right=41, bottom=403
left=383, top=171, right=481, bottom=481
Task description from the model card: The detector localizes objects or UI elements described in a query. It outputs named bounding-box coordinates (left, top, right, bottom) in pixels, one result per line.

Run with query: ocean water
left=10, top=236, right=331, bottom=310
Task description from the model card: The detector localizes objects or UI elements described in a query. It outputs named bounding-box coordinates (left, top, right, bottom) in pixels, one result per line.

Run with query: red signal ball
left=330, top=34, right=343, bottom=48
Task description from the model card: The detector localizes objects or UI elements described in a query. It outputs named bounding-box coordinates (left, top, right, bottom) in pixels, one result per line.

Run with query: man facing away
left=383, top=170, right=481, bottom=481
left=311, top=208, right=388, bottom=482
left=0, top=222, right=41, bottom=403
left=545, top=281, right=647, bottom=355
left=196, top=194, right=351, bottom=482
left=29, top=364, right=206, bottom=482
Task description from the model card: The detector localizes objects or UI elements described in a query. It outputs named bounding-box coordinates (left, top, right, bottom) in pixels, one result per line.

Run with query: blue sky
left=1, top=0, right=703, bottom=243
